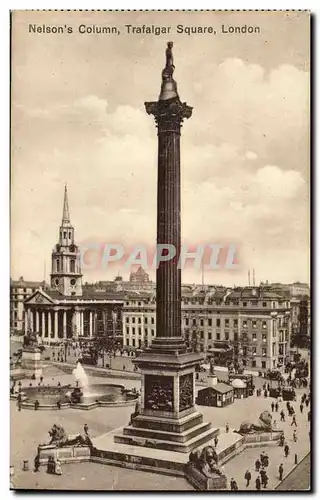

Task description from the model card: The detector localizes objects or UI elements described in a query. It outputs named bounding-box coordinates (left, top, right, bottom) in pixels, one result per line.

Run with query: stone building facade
left=122, top=287, right=291, bottom=371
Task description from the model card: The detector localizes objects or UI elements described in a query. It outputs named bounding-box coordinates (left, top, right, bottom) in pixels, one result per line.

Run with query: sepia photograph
left=10, top=10, right=310, bottom=491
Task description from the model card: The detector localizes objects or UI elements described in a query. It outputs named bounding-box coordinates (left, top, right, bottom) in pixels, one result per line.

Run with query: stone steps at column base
left=90, top=456, right=187, bottom=479
left=131, top=411, right=204, bottom=433
left=122, top=421, right=214, bottom=444
left=114, top=427, right=218, bottom=454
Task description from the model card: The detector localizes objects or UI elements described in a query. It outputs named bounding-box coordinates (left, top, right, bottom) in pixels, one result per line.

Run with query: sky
left=11, top=10, right=310, bottom=286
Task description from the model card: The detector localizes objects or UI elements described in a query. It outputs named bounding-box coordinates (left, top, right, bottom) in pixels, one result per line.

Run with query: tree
left=229, top=332, right=253, bottom=373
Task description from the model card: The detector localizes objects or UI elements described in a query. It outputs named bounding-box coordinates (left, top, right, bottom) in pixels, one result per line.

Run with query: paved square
left=10, top=363, right=311, bottom=491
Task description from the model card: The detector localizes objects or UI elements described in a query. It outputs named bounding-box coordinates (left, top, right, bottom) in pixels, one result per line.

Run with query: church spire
left=62, top=184, right=70, bottom=224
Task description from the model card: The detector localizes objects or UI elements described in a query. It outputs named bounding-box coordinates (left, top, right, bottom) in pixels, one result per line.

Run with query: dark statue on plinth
left=47, top=424, right=92, bottom=448
left=23, top=330, right=39, bottom=351
left=189, top=446, right=224, bottom=478
left=238, top=410, right=273, bottom=434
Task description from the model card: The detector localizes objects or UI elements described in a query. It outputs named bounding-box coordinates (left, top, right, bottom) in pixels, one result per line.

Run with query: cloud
left=11, top=57, right=309, bottom=285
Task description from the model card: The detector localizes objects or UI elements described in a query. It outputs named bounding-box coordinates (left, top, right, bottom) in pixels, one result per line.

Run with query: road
left=276, top=453, right=311, bottom=491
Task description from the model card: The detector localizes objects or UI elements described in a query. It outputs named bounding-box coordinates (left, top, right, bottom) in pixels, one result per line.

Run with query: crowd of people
left=229, top=382, right=311, bottom=491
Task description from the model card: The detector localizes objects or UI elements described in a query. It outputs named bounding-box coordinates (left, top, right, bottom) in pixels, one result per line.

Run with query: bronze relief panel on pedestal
left=179, top=373, right=194, bottom=411
left=144, top=375, right=174, bottom=412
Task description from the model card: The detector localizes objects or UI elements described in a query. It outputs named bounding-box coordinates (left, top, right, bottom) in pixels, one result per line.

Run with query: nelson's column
left=111, top=43, right=217, bottom=466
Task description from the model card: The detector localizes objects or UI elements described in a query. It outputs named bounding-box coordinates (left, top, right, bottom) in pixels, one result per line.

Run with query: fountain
left=13, top=360, right=139, bottom=410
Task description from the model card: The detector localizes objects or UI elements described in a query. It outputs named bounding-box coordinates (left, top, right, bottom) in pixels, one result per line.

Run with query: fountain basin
left=13, top=383, right=138, bottom=410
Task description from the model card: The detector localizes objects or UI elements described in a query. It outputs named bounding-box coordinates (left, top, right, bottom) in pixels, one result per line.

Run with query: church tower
left=50, top=185, right=82, bottom=296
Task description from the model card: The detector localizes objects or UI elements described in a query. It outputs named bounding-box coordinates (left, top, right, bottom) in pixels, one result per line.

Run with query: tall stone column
left=63, top=310, right=67, bottom=338
left=48, top=311, right=52, bottom=338
left=145, top=44, right=192, bottom=349
left=54, top=310, right=58, bottom=339
left=89, top=311, right=93, bottom=337
left=42, top=311, right=46, bottom=336
left=36, top=310, right=39, bottom=332
left=24, top=310, right=28, bottom=334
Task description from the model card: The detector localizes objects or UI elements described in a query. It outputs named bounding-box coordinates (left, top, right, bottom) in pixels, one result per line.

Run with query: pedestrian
left=84, top=424, right=89, bottom=435
left=300, top=403, right=304, bottom=413
left=278, top=463, right=284, bottom=480
left=34, top=454, right=40, bottom=472
left=264, top=390, right=268, bottom=398
left=230, top=478, right=238, bottom=491
left=255, top=476, right=261, bottom=490
left=280, top=410, right=285, bottom=422
left=57, top=400, right=61, bottom=410
left=123, top=365, right=126, bottom=371
left=262, top=473, right=269, bottom=489
left=226, top=423, right=229, bottom=433
left=275, top=401, right=279, bottom=412
left=271, top=401, right=275, bottom=412
left=291, top=415, right=297, bottom=427
left=267, top=383, right=270, bottom=392
left=214, top=436, right=218, bottom=448
left=260, top=451, right=265, bottom=464
left=263, top=383, right=266, bottom=391
left=293, top=429, right=297, bottom=442
left=260, top=467, right=266, bottom=484
left=244, top=470, right=251, bottom=487
left=273, top=419, right=277, bottom=429
left=284, top=443, right=290, bottom=457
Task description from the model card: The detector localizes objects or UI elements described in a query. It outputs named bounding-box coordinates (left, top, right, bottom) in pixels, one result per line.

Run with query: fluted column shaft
left=145, top=99, right=192, bottom=340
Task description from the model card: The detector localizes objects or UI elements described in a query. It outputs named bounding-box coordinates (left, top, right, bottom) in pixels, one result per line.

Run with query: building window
left=126, top=317, right=129, bottom=323
left=208, top=332, right=212, bottom=340
left=208, top=318, right=212, bottom=327
left=138, top=327, right=142, bottom=335
left=200, top=331, right=204, bottom=339
left=70, top=260, right=75, bottom=273
left=69, top=231, right=71, bottom=239
left=138, top=302, right=141, bottom=306
left=233, top=319, right=238, bottom=328
left=63, top=231, right=67, bottom=239
left=200, top=319, right=204, bottom=326
left=126, top=327, right=129, bottom=335
left=225, top=319, right=229, bottom=327
left=252, top=360, right=256, bottom=368
left=132, top=317, right=135, bottom=323
left=132, top=327, right=135, bottom=335
left=138, top=317, right=141, bottom=324
left=243, top=321, right=247, bottom=328
left=262, top=347, right=267, bottom=357
left=262, top=321, right=267, bottom=329
left=152, top=329, right=155, bottom=336
left=144, top=328, right=148, bottom=335
left=262, top=333, right=267, bottom=342
left=216, top=332, right=221, bottom=340
left=243, top=302, right=247, bottom=307
left=225, top=332, right=229, bottom=340
left=56, top=259, right=60, bottom=272
left=144, top=317, right=148, bottom=324
left=216, top=319, right=221, bottom=327
left=132, top=339, right=135, bottom=347
left=252, top=320, right=257, bottom=328
left=261, top=361, right=266, bottom=369
left=252, top=347, right=257, bottom=355
left=252, top=332, right=257, bottom=341
left=151, top=317, right=154, bottom=324
left=262, top=302, right=267, bottom=307
left=185, top=318, right=189, bottom=326
left=192, top=319, right=197, bottom=326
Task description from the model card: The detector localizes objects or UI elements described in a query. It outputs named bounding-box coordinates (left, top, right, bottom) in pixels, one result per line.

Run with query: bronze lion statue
left=48, top=424, right=92, bottom=448
left=239, top=411, right=273, bottom=434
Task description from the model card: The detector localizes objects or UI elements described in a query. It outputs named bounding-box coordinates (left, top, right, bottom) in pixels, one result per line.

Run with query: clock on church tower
left=50, top=185, right=83, bottom=297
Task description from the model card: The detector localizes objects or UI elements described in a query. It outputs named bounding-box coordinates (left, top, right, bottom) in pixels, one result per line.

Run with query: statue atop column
left=159, top=42, right=179, bottom=101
